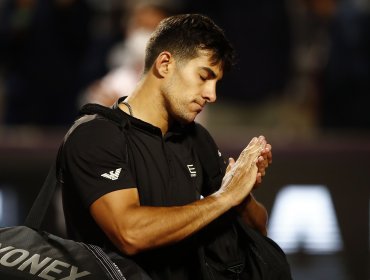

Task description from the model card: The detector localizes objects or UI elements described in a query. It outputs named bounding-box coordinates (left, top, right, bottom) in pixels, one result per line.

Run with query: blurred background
left=0, top=0, right=369, bottom=279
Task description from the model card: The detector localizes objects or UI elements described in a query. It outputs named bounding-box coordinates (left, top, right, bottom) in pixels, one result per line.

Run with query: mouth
left=194, top=102, right=205, bottom=112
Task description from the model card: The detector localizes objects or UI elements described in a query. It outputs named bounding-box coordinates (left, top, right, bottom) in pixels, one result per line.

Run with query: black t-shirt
left=59, top=103, right=210, bottom=279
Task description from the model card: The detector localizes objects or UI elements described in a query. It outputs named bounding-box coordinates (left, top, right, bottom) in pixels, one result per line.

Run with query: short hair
left=143, top=14, right=236, bottom=73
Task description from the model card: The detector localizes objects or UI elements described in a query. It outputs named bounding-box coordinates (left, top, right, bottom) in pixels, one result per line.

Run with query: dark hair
left=143, top=14, right=235, bottom=73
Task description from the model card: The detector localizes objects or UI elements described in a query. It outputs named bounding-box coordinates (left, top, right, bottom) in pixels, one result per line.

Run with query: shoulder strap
left=24, top=162, right=58, bottom=229
left=25, top=103, right=128, bottom=229
left=79, top=103, right=129, bottom=128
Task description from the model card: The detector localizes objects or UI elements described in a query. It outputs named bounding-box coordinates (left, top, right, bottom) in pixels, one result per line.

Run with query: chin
left=175, top=113, right=197, bottom=125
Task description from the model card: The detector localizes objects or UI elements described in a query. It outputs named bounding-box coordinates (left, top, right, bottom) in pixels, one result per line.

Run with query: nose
left=202, top=83, right=217, bottom=103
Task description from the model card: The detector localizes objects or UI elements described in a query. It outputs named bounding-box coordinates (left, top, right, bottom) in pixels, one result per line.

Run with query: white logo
left=101, top=168, right=122, bottom=181
left=187, top=164, right=197, bottom=178
left=0, top=244, right=91, bottom=279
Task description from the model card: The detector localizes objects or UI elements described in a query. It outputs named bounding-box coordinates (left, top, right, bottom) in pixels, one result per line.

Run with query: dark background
left=0, top=0, right=369, bottom=279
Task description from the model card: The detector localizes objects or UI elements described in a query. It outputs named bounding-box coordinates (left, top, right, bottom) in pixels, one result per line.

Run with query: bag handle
left=24, top=162, right=58, bottom=229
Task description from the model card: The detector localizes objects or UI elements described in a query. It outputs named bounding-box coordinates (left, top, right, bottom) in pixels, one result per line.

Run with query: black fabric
left=62, top=114, right=135, bottom=208
left=188, top=123, right=292, bottom=280
left=61, top=101, right=204, bottom=280
left=75, top=102, right=292, bottom=280
left=237, top=219, right=292, bottom=280
left=24, top=162, right=59, bottom=230
left=0, top=111, right=152, bottom=279
left=12, top=100, right=291, bottom=280
left=0, top=226, right=151, bottom=280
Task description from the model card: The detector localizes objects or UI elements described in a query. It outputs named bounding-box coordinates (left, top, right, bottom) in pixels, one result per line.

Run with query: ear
left=154, top=51, right=172, bottom=78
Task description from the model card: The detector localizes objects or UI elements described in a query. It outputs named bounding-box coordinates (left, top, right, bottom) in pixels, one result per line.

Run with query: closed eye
left=199, top=67, right=217, bottom=81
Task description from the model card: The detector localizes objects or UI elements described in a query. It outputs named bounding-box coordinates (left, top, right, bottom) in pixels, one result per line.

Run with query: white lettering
left=38, top=260, right=70, bottom=280
left=18, top=254, right=52, bottom=275
left=187, top=164, right=197, bottom=177
left=0, top=245, right=14, bottom=254
left=0, top=249, right=29, bottom=267
left=60, top=266, right=91, bottom=280
left=0, top=245, right=91, bottom=279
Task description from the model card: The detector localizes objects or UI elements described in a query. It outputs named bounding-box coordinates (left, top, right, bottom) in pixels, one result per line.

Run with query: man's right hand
left=217, top=136, right=267, bottom=207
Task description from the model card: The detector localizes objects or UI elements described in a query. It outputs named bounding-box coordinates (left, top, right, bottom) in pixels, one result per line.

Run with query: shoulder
left=190, top=122, right=218, bottom=151
left=67, top=115, right=122, bottom=142
left=192, top=122, right=215, bottom=141
left=63, top=115, right=126, bottom=158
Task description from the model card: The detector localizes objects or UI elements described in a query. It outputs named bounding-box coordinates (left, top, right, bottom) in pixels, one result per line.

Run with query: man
left=59, top=14, right=272, bottom=279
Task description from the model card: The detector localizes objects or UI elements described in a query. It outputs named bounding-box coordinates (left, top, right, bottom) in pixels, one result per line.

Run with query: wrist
left=235, top=193, right=253, bottom=213
left=211, top=189, right=234, bottom=213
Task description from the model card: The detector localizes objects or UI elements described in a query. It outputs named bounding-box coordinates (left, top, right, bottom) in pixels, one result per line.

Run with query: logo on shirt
left=101, top=168, right=122, bottom=181
left=187, top=164, right=197, bottom=178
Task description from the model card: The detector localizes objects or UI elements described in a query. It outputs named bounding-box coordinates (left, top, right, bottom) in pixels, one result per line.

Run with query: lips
left=194, top=101, right=205, bottom=112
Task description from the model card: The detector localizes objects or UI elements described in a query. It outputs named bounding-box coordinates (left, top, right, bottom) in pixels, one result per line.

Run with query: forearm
left=102, top=192, right=231, bottom=255
left=92, top=136, right=266, bottom=254
left=237, top=193, right=268, bottom=236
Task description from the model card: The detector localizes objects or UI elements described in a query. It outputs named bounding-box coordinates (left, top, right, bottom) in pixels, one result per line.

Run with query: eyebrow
left=200, top=67, right=217, bottom=79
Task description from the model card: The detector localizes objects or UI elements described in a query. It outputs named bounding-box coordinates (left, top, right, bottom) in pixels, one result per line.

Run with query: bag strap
left=24, top=162, right=58, bottom=229
left=25, top=103, right=221, bottom=230
left=79, top=103, right=127, bottom=128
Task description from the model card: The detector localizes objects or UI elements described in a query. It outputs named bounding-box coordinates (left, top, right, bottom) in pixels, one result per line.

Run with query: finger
left=258, top=149, right=272, bottom=167
left=242, top=137, right=265, bottom=158
left=257, top=154, right=269, bottom=167
left=264, top=144, right=272, bottom=163
left=234, top=137, right=266, bottom=178
left=255, top=173, right=262, bottom=184
left=226, top=157, right=235, bottom=173
left=244, top=137, right=258, bottom=151
left=257, top=155, right=264, bottom=163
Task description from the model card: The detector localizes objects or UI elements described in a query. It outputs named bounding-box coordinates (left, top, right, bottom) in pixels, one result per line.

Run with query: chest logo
left=187, top=164, right=197, bottom=178
left=101, top=168, right=122, bottom=181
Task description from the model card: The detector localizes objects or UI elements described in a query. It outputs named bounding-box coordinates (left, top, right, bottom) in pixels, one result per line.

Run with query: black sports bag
left=189, top=123, right=293, bottom=280
left=0, top=136, right=151, bottom=280
left=0, top=225, right=148, bottom=280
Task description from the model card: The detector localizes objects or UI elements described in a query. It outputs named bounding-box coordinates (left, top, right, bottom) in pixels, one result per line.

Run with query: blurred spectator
left=0, top=0, right=92, bottom=125
left=79, top=2, right=171, bottom=107
left=0, top=0, right=127, bottom=126
left=277, top=0, right=336, bottom=133
left=284, top=0, right=370, bottom=131
left=320, top=0, right=370, bottom=130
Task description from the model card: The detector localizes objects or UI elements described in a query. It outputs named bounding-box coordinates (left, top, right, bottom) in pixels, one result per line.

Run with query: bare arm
left=235, top=142, right=272, bottom=235
left=90, top=136, right=267, bottom=255
left=237, top=193, right=268, bottom=236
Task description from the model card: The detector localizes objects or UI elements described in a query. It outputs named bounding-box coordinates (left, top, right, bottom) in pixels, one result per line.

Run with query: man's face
left=162, top=51, right=224, bottom=124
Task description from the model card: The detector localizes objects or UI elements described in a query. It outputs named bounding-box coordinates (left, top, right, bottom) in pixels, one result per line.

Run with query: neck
left=119, top=79, right=171, bottom=135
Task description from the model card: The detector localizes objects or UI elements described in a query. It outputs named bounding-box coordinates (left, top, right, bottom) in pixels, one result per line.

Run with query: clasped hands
left=220, top=136, right=272, bottom=207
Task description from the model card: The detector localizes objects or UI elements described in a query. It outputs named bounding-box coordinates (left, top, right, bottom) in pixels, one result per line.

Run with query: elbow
left=118, top=241, right=139, bottom=256
left=239, top=204, right=269, bottom=236
left=114, top=229, right=145, bottom=256
left=256, top=220, right=268, bottom=236
left=254, top=207, right=269, bottom=236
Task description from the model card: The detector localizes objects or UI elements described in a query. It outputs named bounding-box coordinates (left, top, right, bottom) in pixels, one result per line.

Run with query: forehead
left=181, top=50, right=224, bottom=79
